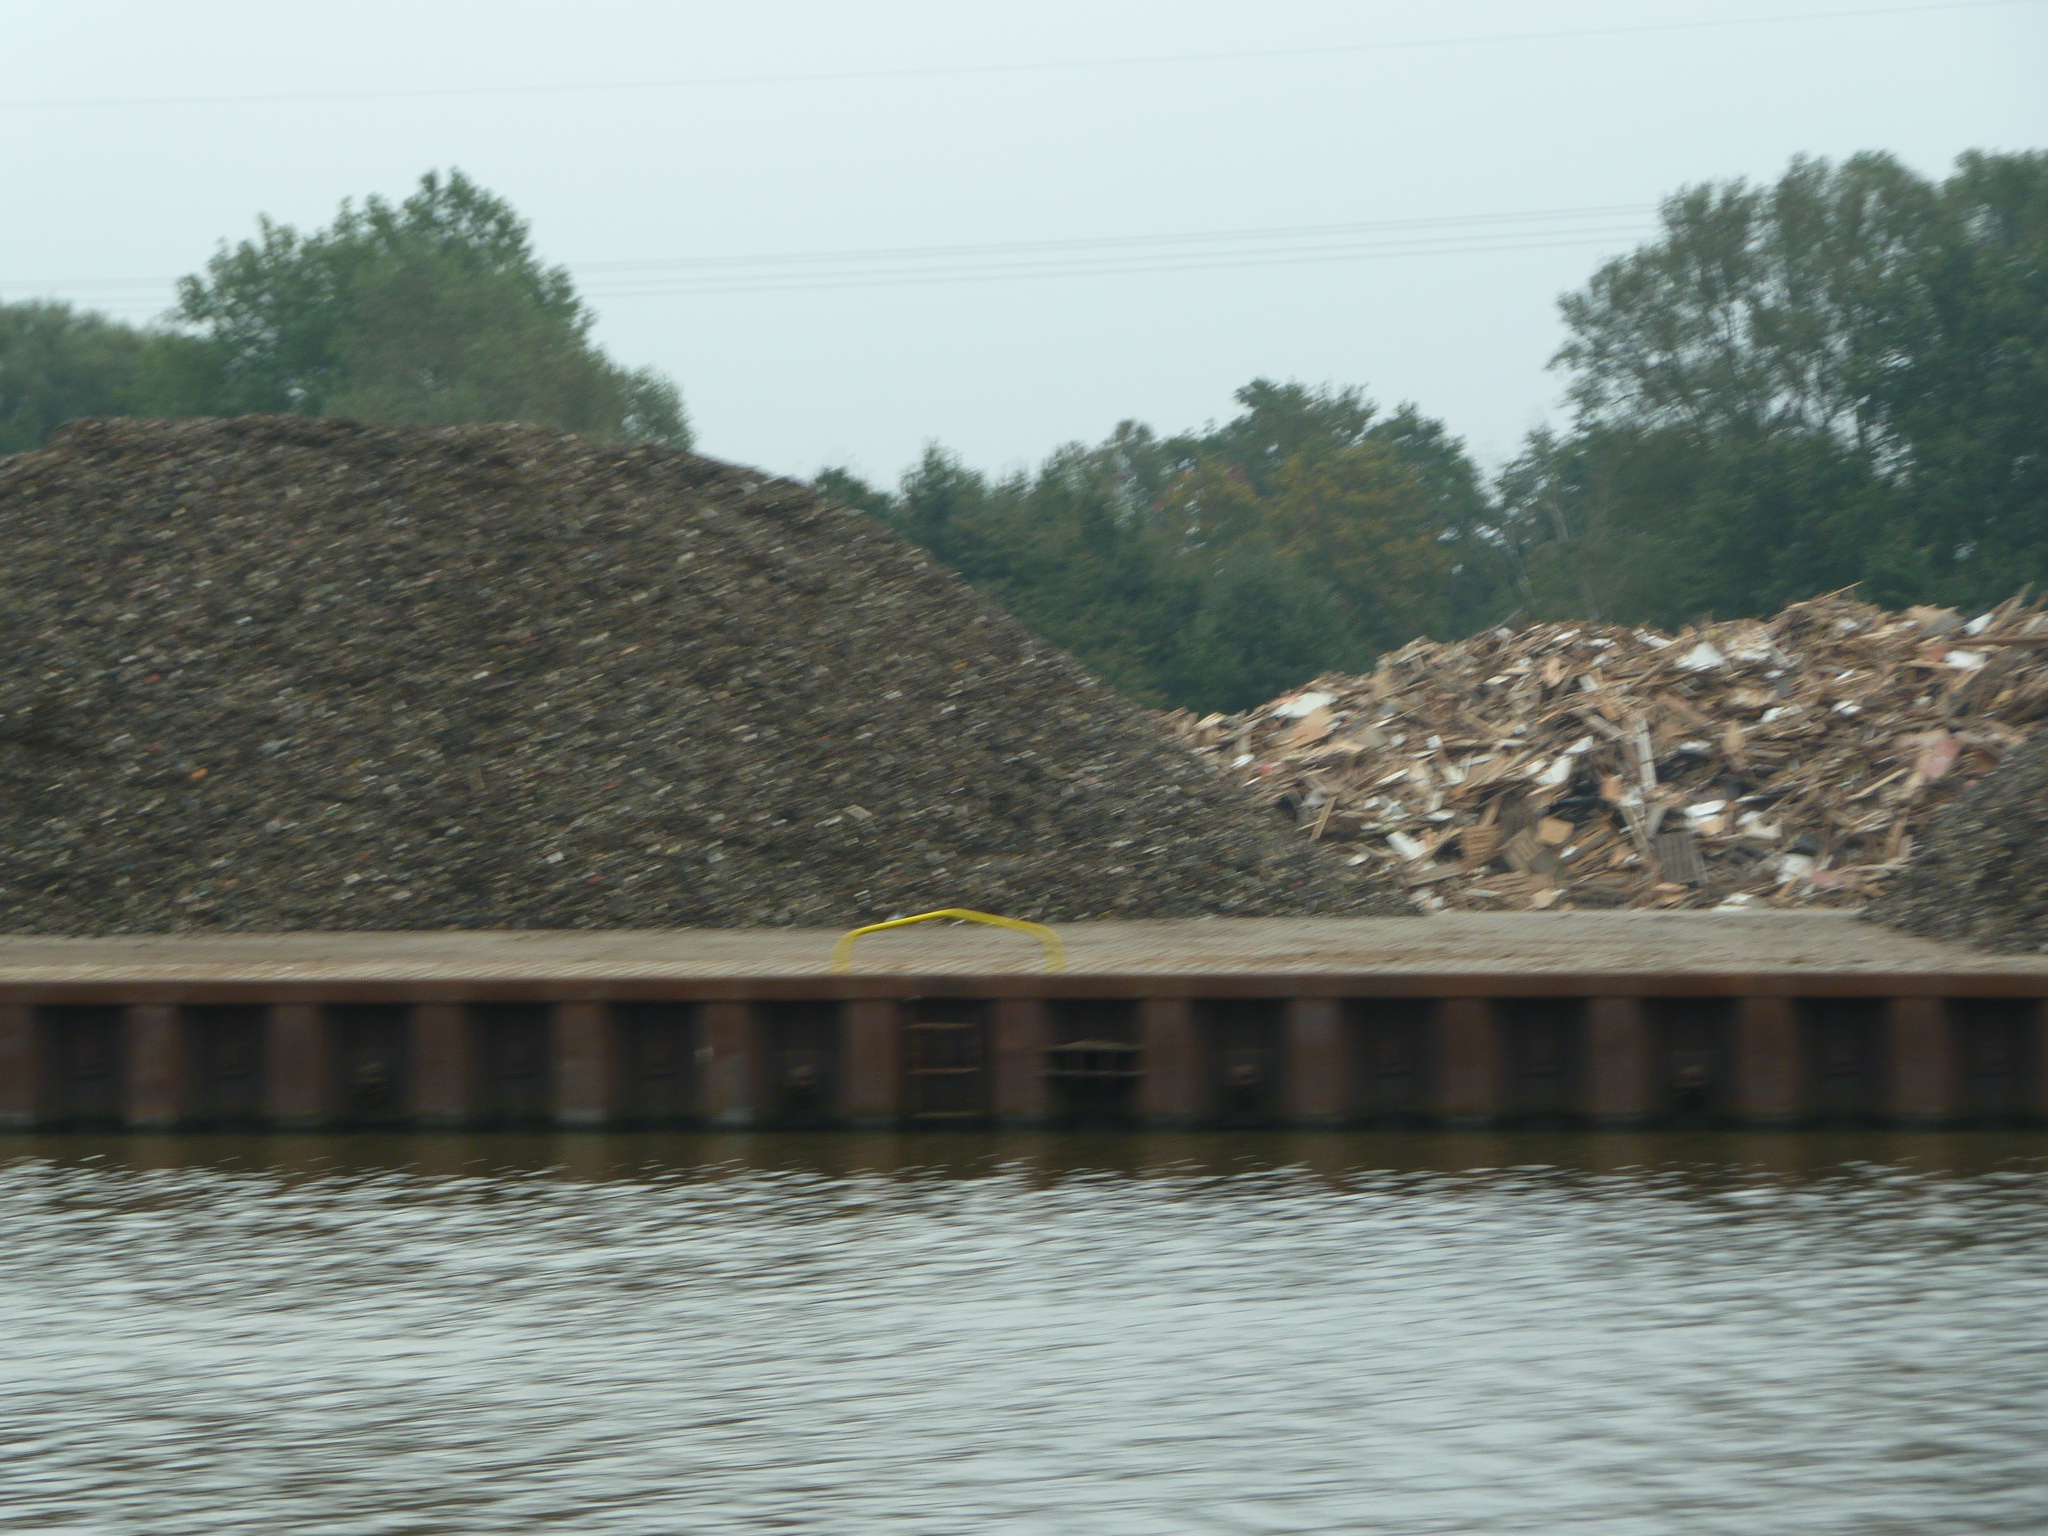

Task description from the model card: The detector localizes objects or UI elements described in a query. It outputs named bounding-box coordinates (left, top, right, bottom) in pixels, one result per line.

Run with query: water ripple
left=2, top=1142, right=2045, bottom=1534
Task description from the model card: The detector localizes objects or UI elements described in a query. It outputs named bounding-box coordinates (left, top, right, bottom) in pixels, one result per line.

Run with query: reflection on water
left=3, top=1133, right=2045, bottom=1535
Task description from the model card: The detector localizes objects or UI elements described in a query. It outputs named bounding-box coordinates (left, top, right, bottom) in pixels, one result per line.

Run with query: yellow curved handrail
left=831, top=908, right=1066, bottom=973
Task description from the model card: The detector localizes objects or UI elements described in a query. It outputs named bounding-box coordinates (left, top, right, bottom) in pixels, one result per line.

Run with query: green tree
left=1161, top=382, right=1503, bottom=640
left=1163, top=542, right=1358, bottom=712
left=1864, top=150, right=2048, bottom=605
left=1522, top=149, right=2046, bottom=625
left=823, top=445, right=1208, bottom=703
left=1555, top=151, right=1935, bottom=443
left=1163, top=377, right=1379, bottom=494
left=1495, top=423, right=1895, bottom=626
left=0, top=301, right=148, bottom=453
left=169, top=170, right=688, bottom=445
left=821, top=380, right=1484, bottom=710
left=1154, top=430, right=1451, bottom=656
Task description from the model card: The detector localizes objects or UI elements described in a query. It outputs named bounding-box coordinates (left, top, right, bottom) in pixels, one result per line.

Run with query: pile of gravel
left=1866, top=729, right=2048, bottom=953
left=0, top=416, right=1406, bottom=933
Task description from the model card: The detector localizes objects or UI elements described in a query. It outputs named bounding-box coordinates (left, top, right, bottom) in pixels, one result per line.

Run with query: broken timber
left=1170, top=592, right=2048, bottom=913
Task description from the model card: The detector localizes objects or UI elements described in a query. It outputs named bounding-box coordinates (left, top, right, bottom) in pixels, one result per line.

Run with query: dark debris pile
left=1866, top=730, right=2048, bottom=953
left=0, top=416, right=1405, bottom=933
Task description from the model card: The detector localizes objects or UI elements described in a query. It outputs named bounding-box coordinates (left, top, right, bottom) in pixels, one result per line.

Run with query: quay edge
left=1, top=913, right=2044, bottom=1132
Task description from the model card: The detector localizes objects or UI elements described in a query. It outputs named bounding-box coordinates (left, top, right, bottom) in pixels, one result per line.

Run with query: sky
left=6, top=0, right=2045, bottom=484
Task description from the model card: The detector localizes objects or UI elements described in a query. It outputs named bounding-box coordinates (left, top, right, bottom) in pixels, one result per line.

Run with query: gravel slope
left=1867, top=730, right=2048, bottom=952
left=0, top=416, right=1405, bottom=933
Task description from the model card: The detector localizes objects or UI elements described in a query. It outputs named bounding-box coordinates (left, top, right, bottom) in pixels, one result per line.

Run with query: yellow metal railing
left=830, top=908, right=1066, bottom=973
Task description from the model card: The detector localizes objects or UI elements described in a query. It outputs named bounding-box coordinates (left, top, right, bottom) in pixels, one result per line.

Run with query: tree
left=0, top=301, right=148, bottom=454
left=1163, top=542, right=1359, bottom=713
left=1154, top=431, right=1452, bottom=657
left=820, top=379, right=1484, bottom=710
left=1154, top=381, right=1493, bottom=654
left=169, top=170, right=688, bottom=445
left=1524, top=150, right=2047, bottom=625
left=1555, top=152, right=1935, bottom=444
left=1495, top=423, right=1895, bottom=626
left=822, top=444, right=1208, bottom=704
left=1864, top=151, right=2048, bottom=605
left=1163, top=377, right=1379, bottom=495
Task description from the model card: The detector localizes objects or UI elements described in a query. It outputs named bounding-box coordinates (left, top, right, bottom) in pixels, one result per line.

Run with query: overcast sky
left=8, top=0, right=2044, bottom=483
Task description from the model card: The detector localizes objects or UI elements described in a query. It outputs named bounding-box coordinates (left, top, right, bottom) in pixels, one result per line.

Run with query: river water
left=3, top=1132, right=2044, bottom=1534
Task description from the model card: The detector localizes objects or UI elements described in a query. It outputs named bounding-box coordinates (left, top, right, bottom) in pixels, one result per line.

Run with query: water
left=3, top=1133, right=2045, bottom=1535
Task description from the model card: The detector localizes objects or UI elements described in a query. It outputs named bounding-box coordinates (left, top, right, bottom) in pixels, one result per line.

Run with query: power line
left=1, top=0, right=2034, bottom=110
left=9, top=228, right=1655, bottom=314
left=571, top=206, right=1655, bottom=276
left=3, top=277, right=181, bottom=294
left=10, top=224, right=1649, bottom=315
left=1, top=204, right=1657, bottom=302
left=579, top=230, right=1656, bottom=300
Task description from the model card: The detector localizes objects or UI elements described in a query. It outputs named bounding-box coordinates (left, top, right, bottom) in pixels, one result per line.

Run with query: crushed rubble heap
left=0, top=416, right=1405, bottom=933
left=1865, top=730, right=2048, bottom=953
left=1168, top=592, right=2048, bottom=912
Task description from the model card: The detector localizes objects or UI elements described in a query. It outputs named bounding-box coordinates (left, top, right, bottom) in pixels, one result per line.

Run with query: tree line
left=819, top=384, right=1496, bottom=711
left=0, top=171, right=687, bottom=455
left=5, top=151, right=2043, bottom=712
left=829, top=150, right=2046, bottom=710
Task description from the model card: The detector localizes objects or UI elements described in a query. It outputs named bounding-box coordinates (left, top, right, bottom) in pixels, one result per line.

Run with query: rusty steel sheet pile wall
left=1, top=916, right=2043, bottom=1132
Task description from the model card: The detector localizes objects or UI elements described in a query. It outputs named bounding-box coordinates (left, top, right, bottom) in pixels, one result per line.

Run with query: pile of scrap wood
left=1168, top=592, right=2048, bottom=911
